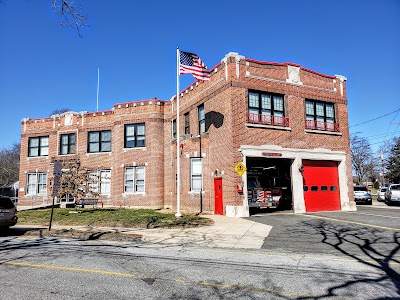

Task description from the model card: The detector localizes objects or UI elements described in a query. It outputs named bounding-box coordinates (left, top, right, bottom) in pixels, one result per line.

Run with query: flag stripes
left=179, top=51, right=210, bottom=81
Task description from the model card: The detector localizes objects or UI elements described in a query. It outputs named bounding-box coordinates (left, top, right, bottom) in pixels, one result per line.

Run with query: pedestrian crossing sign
left=234, top=162, right=247, bottom=176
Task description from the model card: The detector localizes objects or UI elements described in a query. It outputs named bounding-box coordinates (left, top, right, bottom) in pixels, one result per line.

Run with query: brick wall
left=18, top=53, right=353, bottom=213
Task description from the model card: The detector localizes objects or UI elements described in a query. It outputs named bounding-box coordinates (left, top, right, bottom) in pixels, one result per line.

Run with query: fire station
left=18, top=52, right=356, bottom=217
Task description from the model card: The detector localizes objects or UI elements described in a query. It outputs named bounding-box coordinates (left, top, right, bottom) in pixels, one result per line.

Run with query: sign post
left=49, top=161, right=62, bottom=231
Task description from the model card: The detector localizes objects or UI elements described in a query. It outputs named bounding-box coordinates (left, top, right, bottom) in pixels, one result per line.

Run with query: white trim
left=246, top=123, right=292, bottom=131
left=305, top=129, right=342, bottom=136
left=240, top=145, right=354, bottom=214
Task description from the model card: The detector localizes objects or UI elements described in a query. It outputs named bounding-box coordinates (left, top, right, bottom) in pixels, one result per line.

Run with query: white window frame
left=26, top=172, right=47, bottom=195
left=190, top=158, right=202, bottom=192
left=124, top=166, right=145, bottom=194
left=89, top=170, right=111, bottom=195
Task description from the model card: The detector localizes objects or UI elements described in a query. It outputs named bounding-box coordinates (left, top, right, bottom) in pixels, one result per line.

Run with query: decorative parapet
left=286, top=65, right=303, bottom=85
left=335, top=74, right=347, bottom=97
left=221, top=52, right=245, bottom=79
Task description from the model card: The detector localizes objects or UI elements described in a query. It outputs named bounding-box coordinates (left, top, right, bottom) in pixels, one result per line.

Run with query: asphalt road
left=0, top=206, right=399, bottom=299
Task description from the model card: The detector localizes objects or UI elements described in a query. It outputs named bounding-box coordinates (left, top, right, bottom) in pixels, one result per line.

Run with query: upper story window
left=60, top=133, right=76, bottom=155
left=88, top=130, right=111, bottom=153
left=172, top=119, right=177, bottom=139
left=247, top=91, right=288, bottom=127
left=305, top=100, right=339, bottom=132
left=28, top=136, right=49, bottom=157
left=125, top=123, right=145, bottom=148
left=198, top=104, right=205, bottom=134
left=184, top=112, right=190, bottom=135
left=26, top=172, right=47, bottom=195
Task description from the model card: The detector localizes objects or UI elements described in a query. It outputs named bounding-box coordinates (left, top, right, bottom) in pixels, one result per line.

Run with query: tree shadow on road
left=292, top=220, right=400, bottom=299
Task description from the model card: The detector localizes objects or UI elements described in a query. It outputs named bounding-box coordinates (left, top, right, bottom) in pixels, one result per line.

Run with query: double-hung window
left=198, top=104, right=205, bottom=134
left=190, top=158, right=202, bottom=191
left=124, top=166, right=145, bottom=193
left=88, top=170, right=111, bottom=195
left=172, top=119, right=177, bottom=139
left=88, top=130, right=111, bottom=153
left=248, top=91, right=286, bottom=126
left=26, top=173, right=47, bottom=195
left=28, top=136, right=49, bottom=157
left=60, top=133, right=76, bottom=155
left=124, top=123, right=145, bottom=148
left=305, top=100, right=337, bottom=131
left=184, top=113, right=190, bottom=135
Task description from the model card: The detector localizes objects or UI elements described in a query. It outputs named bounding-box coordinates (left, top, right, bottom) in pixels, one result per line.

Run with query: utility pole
left=381, top=151, right=385, bottom=185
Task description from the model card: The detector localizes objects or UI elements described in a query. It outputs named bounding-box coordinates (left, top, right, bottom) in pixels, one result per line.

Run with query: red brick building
left=18, top=52, right=356, bottom=216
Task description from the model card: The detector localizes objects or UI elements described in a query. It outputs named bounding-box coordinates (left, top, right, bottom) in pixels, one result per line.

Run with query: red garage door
left=303, top=160, right=340, bottom=212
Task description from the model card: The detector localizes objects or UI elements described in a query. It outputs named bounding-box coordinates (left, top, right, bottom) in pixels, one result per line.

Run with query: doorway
left=214, top=177, right=223, bottom=215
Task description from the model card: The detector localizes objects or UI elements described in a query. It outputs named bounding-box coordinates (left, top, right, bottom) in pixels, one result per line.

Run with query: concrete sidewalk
left=14, top=215, right=272, bottom=249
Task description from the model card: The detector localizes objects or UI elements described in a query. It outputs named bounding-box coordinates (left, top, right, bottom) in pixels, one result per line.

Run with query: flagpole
left=175, top=47, right=182, bottom=217
left=96, top=67, right=100, bottom=112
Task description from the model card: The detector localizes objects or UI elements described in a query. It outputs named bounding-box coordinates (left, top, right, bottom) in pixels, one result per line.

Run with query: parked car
left=377, top=187, right=387, bottom=202
left=385, top=184, right=400, bottom=206
left=0, top=195, right=18, bottom=230
left=353, top=185, right=372, bottom=205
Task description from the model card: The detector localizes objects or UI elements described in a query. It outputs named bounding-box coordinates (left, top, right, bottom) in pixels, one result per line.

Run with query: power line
left=349, top=108, right=400, bottom=128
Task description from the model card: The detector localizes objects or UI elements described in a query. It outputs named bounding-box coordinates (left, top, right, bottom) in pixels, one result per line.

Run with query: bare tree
left=385, top=137, right=400, bottom=184
left=50, top=159, right=99, bottom=202
left=350, top=134, right=375, bottom=184
left=50, top=108, right=72, bottom=116
left=51, top=0, right=88, bottom=38
left=0, top=143, right=20, bottom=189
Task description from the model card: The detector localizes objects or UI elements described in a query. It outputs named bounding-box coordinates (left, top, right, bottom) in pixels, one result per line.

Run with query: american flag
left=179, top=51, right=210, bottom=81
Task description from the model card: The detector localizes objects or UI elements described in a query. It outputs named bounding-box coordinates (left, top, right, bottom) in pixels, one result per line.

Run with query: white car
left=377, top=187, right=387, bottom=202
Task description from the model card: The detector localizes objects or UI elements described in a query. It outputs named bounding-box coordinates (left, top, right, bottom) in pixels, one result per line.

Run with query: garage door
left=303, top=160, right=340, bottom=212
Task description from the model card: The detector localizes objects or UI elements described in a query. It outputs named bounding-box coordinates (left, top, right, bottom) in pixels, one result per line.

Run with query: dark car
left=353, top=185, right=372, bottom=205
left=0, top=196, right=18, bottom=230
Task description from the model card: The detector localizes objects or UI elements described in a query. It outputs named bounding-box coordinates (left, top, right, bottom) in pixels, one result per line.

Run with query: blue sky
left=0, top=0, right=399, bottom=156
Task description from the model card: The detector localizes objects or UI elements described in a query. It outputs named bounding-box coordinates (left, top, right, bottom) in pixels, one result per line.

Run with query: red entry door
left=214, top=177, right=223, bottom=215
left=303, top=160, right=341, bottom=212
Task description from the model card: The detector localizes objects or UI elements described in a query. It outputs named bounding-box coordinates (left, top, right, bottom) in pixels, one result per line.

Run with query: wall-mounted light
left=299, top=165, right=304, bottom=174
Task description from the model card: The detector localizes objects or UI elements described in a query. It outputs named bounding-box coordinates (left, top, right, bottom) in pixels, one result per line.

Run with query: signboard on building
left=262, top=152, right=282, bottom=157
left=234, top=162, right=247, bottom=176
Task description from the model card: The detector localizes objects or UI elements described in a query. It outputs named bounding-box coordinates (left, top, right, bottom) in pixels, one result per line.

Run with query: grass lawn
left=17, top=208, right=214, bottom=229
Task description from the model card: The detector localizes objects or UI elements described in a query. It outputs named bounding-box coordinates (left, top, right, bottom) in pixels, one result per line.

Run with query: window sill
left=123, top=192, right=146, bottom=196
left=123, top=147, right=146, bottom=152
left=86, top=152, right=112, bottom=156
left=188, top=191, right=205, bottom=194
left=305, top=129, right=342, bottom=136
left=27, top=156, right=49, bottom=160
left=246, top=123, right=291, bottom=131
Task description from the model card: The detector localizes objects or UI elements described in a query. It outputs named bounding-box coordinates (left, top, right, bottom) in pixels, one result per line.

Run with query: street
left=1, top=206, right=399, bottom=299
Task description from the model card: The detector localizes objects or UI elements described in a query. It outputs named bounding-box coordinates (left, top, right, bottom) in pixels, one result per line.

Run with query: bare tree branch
left=350, top=133, right=375, bottom=184
left=0, top=143, right=20, bottom=189
left=51, top=0, right=88, bottom=38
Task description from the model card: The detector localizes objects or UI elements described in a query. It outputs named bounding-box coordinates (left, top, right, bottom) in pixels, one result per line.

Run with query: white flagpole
left=175, top=48, right=182, bottom=217
left=96, top=67, right=100, bottom=112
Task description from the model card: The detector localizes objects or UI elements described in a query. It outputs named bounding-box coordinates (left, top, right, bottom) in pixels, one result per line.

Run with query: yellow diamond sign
left=234, top=162, right=247, bottom=176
